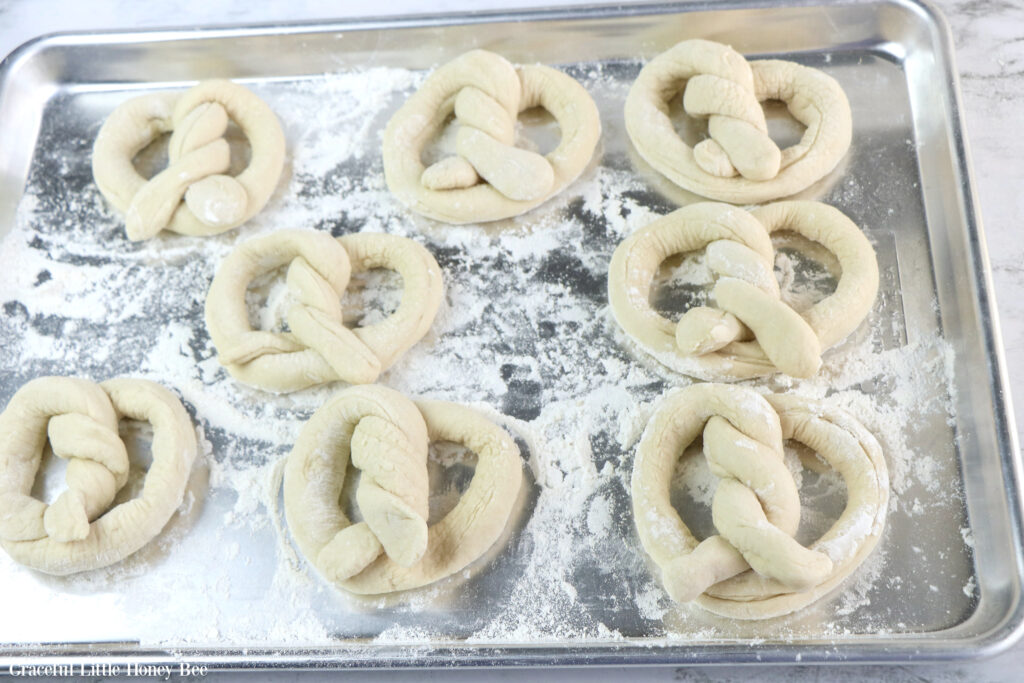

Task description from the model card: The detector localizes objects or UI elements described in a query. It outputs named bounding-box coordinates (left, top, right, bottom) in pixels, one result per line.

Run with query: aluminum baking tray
left=0, top=0, right=1020, bottom=671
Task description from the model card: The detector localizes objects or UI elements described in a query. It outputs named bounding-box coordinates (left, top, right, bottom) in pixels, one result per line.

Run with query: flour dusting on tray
left=0, top=61, right=971, bottom=651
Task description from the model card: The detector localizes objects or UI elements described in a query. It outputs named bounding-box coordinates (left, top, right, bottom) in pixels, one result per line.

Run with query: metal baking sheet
left=0, top=0, right=1021, bottom=670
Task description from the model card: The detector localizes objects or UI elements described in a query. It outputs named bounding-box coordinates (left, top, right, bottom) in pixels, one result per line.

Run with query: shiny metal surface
left=0, top=0, right=1019, bottom=669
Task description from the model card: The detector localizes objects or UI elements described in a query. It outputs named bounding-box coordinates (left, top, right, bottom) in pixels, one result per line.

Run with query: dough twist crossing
left=284, top=385, right=524, bottom=594
left=383, top=49, right=601, bottom=224
left=625, top=39, right=852, bottom=204
left=419, top=66, right=556, bottom=203
left=92, top=80, right=285, bottom=240
left=0, top=377, right=198, bottom=575
left=608, top=201, right=878, bottom=380
left=298, top=386, right=431, bottom=583
left=632, top=384, right=888, bottom=619
left=205, top=230, right=443, bottom=393
left=681, top=45, right=783, bottom=181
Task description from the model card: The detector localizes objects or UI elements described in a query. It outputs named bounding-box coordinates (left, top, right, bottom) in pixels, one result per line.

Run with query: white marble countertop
left=0, top=0, right=1021, bottom=681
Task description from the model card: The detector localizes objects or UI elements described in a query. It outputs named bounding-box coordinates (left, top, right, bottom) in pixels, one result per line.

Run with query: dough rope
left=631, top=384, right=888, bottom=619
left=92, top=79, right=285, bottom=240
left=625, top=39, right=852, bottom=204
left=383, top=49, right=601, bottom=224
left=0, top=377, right=198, bottom=575
left=607, top=201, right=878, bottom=380
left=205, top=230, right=443, bottom=393
left=284, top=385, right=523, bottom=594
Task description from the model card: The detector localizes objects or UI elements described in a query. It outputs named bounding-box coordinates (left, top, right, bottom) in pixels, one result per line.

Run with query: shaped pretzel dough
left=608, top=201, right=878, bottom=380
left=625, top=40, right=852, bottom=204
left=92, top=79, right=285, bottom=240
left=632, top=384, right=888, bottom=619
left=284, top=385, right=523, bottom=594
left=205, top=230, right=443, bottom=393
left=383, top=49, right=601, bottom=224
left=0, top=377, right=198, bottom=575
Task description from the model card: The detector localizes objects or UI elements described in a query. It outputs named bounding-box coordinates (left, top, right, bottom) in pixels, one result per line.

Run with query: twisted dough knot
left=632, top=384, right=888, bottom=619
left=383, top=49, right=601, bottom=224
left=608, top=201, right=879, bottom=380
left=682, top=43, right=783, bottom=181
left=419, top=62, right=556, bottom=203
left=92, top=80, right=285, bottom=240
left=284, top=385, right=524, bottom=595
left=205, top=230, right=443, bottom=393
left=625, top=39, right=852, bottom=204
left=1, top=382, right=128, bottom=545
left=301, top=386, right=431, bottom=583
left=0, top=377, right=197, bottom=575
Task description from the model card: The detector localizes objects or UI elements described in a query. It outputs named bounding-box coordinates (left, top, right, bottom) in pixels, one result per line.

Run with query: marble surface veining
left=949, top=0, right=1024, bottom=394
left=0, top=1, right=1021, bottom=682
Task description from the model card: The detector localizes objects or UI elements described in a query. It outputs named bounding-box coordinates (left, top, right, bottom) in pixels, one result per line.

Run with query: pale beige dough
left=92, top=79, right=285, bottom=241
left=625, top=39, right=852, bottom=204
left=607, top=201, right=878, bottom=380
left=205, top=229, right=443, bottom=393
left=0, top=377, right=198, bottom=575
left=631, top=383, right=889, bottom=619
left=382, top=49, right=602, bottom=224
left=283, top=385, right=523, bottom=595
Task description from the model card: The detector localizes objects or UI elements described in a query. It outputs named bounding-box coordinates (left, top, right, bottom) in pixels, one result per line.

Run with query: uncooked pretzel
left=205, top=230, right=443, bottom=393
left=383, top=49, right=601, bottom=224
left=283, top=385, right=523, bottom=594
left=607, top=201, right=878, bottom=380
left=0, top=377, right=197, bottom=575
left=625, top=39, right=852, bottom=204
left=631, top=384, right=888, bottom=619
left=92, top=79, right=285, bottom=240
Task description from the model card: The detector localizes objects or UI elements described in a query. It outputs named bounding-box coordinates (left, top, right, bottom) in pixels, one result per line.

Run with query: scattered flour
left=0, top=57, right=976, bottom=657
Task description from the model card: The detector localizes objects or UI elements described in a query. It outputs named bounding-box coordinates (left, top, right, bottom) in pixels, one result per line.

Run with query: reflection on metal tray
left=0, top=0, right=1020, bottom=670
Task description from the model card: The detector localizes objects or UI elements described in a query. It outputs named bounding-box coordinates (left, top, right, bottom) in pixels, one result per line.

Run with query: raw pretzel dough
left=283, top=385, right=523, bottom=594
left=0, top=377, right=198, bottom=575
left=92, top=79, right=285, bottom=240
left=625, top=39, right=852, bottom=204
left=631, top=383, right=888, bottom=619
left=607, top=201, right=878, bottom=380
left=205, top=230, right=443, bottom=393
left=383, top=49, right=601, bottom=224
